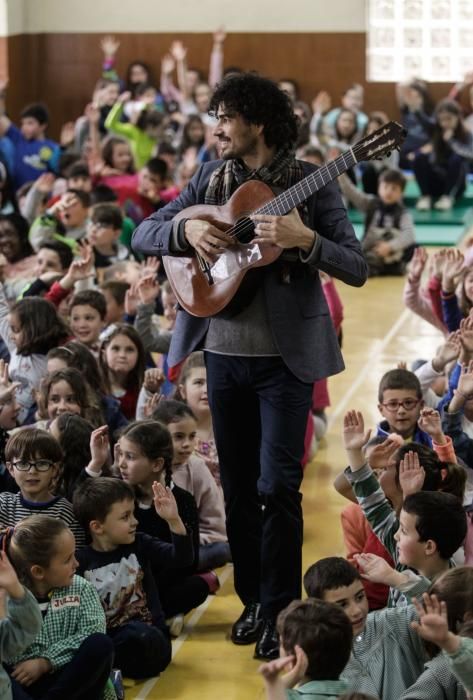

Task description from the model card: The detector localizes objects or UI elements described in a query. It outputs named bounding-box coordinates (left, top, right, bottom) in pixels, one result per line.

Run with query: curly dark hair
left=209, top=72, right=299, bottom=150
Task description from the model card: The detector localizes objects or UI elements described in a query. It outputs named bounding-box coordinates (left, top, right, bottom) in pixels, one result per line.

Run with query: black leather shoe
left=254, top=618, right=279, bottom=660
left=231, top=603, right=263, bottom=645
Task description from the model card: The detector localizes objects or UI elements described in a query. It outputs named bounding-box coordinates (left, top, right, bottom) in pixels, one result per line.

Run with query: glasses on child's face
left=11, top=460, right=55, bottom=472
left=381, top=399, right=420, bottom=412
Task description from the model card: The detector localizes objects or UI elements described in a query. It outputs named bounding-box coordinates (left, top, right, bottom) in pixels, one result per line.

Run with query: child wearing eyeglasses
left=0, top=428, right=86, bottom=545
left=376, top=369, right=431, bottom=445
left=341, top=410, right=467, bottom=607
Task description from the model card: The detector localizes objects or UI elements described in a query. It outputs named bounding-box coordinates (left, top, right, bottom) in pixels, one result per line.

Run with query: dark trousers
left=413, top=151, right=467, bottom=199
left=11, top=633, right=114, bottom=700
left=158, top=574, right=209, bottom=618
left=205, top=353, right=313, bottom=619
left=108, top=620, right=171, bottom=679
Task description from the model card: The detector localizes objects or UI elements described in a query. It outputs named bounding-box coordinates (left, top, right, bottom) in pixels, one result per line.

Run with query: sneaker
left=416, top=195, right=432, bottom=211
left=167, top=613, right=185, bottom=638
left=434, top=195, right=453, bottom=210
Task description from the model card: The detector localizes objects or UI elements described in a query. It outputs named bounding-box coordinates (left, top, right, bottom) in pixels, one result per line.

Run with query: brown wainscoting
left=5, top=32, right=457, bottom=140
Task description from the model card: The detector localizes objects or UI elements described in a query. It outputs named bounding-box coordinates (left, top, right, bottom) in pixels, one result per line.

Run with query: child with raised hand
left=440, top=249, right=473, bottom=332
left=0, top=86, right=61, bottom=190
left=132, top=273, right=173, bottom=355
left=399, top=567, right=473, bottom=699
left=342, top=411, right=467, bottom=603
left=411, top=593, right=473, bottom=698
left=29, top=189, right=91, bottom=252
left=403, top=247, right=448, bottom=335
left=0, top=284, right=69, bottom=424
left=303, top=556, right=429, bottom=699
left=73, top=477, right=193, bottom=680
left=1, top=428, right=85, bottom=545
left=152, top=399, right=231, bottom=572
left=442, top=358, right=473, bottom=469
left=0, top=543, right=42, bottom=700
left=258, top=599, right=353, bottom=700
left=99, top=323, right=145, bottom=419
left=104, top=91, right=164, bottom=169
left=50, top=415, right=109, bottom=501
left=3, top=515, right=114, bottom=699
left=116, top=420, right=209, bottom=624
left=413, top=333, right=461, bottom=409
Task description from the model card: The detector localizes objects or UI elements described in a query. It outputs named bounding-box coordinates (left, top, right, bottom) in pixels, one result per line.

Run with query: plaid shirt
left=400, top=652, right=466, bottom=699
left=6, top=576, right=115, bottom=699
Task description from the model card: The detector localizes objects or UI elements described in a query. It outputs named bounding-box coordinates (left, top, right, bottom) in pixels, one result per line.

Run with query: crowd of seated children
left=1, top=23, right=473, bottom=700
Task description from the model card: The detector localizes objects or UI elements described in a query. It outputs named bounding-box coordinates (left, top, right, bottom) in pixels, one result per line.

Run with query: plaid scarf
left=205, top=148, right=308, bottom=224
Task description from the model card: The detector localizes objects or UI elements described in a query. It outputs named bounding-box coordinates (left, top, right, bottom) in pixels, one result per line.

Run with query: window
left=367, top=0, right=473, bottom=82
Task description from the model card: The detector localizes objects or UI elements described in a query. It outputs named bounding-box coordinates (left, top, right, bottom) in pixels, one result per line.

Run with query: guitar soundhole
left=234, top=216, right=255, bottom=244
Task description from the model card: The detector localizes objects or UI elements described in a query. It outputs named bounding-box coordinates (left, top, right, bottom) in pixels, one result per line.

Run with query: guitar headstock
left=353, top=121, right=407, bottom=163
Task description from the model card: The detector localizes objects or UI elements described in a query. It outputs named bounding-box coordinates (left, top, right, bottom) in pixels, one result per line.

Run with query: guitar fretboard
left=254, top=149, right=357, bottom=217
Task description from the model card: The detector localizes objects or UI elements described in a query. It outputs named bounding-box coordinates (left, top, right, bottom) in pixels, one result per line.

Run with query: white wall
left=3, top=0, right=366, bottom=34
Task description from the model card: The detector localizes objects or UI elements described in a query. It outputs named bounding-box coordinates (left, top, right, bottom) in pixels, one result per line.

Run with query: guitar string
left=196, top=124, right=400, bottom=261
left=223, top=149, right=356, bottom=242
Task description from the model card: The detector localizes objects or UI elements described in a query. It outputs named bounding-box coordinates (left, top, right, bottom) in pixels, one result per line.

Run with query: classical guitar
left=163, top=121, right=406, bottom=318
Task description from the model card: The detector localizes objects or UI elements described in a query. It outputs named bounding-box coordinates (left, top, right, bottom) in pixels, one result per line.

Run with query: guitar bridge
left=197, top=253, right=215, bottom=285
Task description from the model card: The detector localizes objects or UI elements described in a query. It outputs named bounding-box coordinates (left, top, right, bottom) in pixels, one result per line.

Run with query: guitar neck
left=255, top=149, right=357, bottom=216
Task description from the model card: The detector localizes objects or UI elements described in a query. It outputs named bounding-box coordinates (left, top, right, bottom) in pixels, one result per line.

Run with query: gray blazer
left=132, top=160, right=368, bottom=383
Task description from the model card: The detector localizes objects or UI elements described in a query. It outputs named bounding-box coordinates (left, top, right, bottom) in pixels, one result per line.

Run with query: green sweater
left=6, top=575, right=115, bottom=699
left=104, top=102, right=157, bottom=169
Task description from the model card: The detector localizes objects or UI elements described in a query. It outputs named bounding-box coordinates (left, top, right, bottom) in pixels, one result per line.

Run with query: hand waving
left=343, top=410, right=371, bottom=451
left=399, top=450, right=425, bottom=496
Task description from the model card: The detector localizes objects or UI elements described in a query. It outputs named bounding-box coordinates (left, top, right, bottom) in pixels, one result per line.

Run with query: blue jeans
left=205, top=353, right=313, bottom=619
left=198, top=541, right=232, bottom=571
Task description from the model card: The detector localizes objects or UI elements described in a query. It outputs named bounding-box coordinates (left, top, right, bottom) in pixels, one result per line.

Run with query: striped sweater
left=0, top=492, right=85, bottom=546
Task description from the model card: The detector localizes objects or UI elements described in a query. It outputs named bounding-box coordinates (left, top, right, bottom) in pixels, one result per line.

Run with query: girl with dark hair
left=116, top=420, right=209, bottom=628
left=36, top=368, right=105, bottom=429
left=413, top=99, right=473, bottom=211
left=99, top=323, right=145, bottom=420
left=47, top=341, right=128, bottom=436
left=152, top=398, right=231, bottom=572
left=0, top=284, right=69, bottom=424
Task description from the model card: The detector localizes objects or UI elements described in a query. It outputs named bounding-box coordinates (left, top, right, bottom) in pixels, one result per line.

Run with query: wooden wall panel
left=5, top=32, right=455, bottom=140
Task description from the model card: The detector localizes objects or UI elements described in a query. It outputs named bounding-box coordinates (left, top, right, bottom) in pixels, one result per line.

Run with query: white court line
left=327, top=308, right=411, bottom=428
left=134, top=308, right=410, bottom=699
left=133, top=564, right=234, bottom=699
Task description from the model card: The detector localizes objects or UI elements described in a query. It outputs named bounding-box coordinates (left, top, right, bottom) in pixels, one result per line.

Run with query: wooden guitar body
left=163, top=179, right=283, bottom=317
